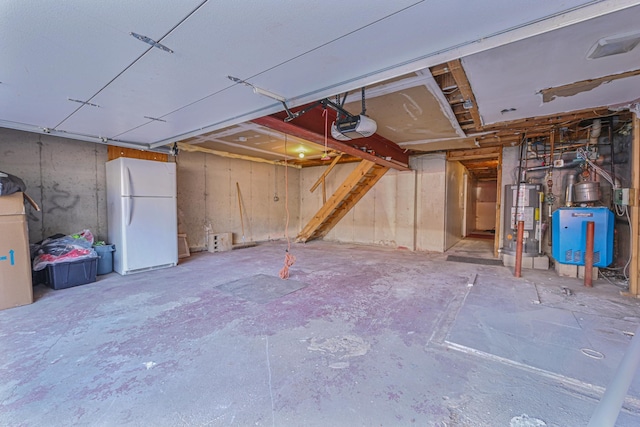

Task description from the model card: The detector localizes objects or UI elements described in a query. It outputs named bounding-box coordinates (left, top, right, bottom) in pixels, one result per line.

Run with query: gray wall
left=176, top=151, right=300, bottom=251
left=0, top=128, right=108, bottom=243
left=3, top=128, right=461, bottom=254
left=0, top=129, right=301, bottom=250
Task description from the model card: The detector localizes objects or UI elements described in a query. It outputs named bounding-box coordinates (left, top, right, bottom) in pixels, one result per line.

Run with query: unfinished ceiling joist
left=446, top=59, right=483, bottom=131
left=447, top=146, right=501, bottom=161
left=253, top=106, right=410, bottom=171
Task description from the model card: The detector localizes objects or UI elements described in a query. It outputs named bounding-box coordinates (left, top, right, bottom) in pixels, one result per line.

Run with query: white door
left=122, top=196, right=177, bottom=272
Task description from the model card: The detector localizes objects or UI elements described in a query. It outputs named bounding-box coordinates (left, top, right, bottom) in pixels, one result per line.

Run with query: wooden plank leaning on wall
left=107, top=146, right=168, bottom=162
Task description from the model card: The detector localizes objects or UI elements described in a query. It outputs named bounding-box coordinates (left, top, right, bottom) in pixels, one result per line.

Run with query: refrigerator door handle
left=125, top=197, right=133, bottom=226
left=124, top=166, right=132, bottom=196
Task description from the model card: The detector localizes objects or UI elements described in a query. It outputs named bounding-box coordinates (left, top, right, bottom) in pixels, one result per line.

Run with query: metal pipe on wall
left=514, top=221, right=524, bottom=277
left=584, top=221, right=595, bottom=287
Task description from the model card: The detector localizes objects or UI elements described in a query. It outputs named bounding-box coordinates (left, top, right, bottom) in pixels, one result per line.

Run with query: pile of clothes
left=31, top=230, right=98, bottom=271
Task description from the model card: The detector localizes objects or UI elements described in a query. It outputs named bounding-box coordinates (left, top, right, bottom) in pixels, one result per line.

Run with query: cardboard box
left=0, top=192, right=33, bottom=310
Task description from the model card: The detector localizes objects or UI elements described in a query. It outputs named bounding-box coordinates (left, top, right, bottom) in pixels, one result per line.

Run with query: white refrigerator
left=106, top=158, right=178, bottom=275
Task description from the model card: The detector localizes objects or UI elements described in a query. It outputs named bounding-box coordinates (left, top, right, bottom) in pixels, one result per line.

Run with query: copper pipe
left=584, top=221, right=595, bottom=287
left=515, top=220, right=524, bottom=278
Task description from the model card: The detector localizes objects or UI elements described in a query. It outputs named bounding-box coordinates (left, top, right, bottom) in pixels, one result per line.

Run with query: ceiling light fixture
left=130, top=32, right=173, bottom=53
left=298, top=152, right=305, bottom=159
left=587, top=32, right=640, bottom=59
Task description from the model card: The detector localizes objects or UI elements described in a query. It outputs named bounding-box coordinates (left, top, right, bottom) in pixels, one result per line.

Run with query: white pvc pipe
left=587, top=324, right=640, bottom=427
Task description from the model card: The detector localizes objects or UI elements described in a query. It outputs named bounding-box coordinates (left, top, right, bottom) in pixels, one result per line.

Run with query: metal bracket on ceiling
left=130, top=32, right=173, bottom=54
left=283, top=89, right=368, bottom=124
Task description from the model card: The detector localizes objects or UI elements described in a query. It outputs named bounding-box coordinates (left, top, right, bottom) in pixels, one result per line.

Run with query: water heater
left=502, top=184, right=542, bottom=256
left=552, top=207, right=613, bottom=267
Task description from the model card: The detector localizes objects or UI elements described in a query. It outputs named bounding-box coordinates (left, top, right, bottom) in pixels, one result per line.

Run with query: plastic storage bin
left=94, top=244, right=115, bottom=275
left=45, top=258, right=98, bottom=290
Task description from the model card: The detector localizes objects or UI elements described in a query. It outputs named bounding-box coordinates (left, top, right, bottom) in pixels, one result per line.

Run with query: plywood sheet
left=343, top=86, right=459, bottom=143
left=184, top=124, right=325, bottom=161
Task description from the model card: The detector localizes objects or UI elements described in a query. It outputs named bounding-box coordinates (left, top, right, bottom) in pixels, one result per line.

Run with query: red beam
left=251, top=105, right=409, bottom=171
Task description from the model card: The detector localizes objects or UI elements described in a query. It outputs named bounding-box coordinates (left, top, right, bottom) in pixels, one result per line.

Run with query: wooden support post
left=515, top=221, right=524, bottom=278
left=630, top=113, right=640, bottom=296
left=494, top=149, right=503, bottom=258
left=584, top=221, right=595, bottom=288
left=322, top=176, right=326, bottom=204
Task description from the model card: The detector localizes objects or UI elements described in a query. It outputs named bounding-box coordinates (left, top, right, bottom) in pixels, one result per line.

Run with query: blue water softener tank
left=552, top=207, right=614, bottom=267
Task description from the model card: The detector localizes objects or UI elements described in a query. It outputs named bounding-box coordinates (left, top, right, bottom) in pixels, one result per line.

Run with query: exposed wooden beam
left=252, top=106, right=410, bottom=171
left=447, top=59, right=482, bottom=130
left=447, top=146, right=501, bottom=161
left=429, top=63, right=450, bottom=77
left=176, top=142, right=301, bottom=168
left=482, top=107, right=615, bottom=132
left=289, top=154, right=360, bottom=168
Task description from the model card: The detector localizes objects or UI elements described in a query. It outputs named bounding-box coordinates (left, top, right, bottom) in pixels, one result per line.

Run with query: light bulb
left=298, top=152, right=305, bottom=158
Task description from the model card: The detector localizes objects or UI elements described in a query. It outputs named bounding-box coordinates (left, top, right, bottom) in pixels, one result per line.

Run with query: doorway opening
left=454, top=152, right=502, bottom=258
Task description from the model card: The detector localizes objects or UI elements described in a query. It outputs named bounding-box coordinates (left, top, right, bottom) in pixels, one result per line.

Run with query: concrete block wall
left=2, top=127, right=465, bottom=255
left=177, top=151, right=300, bottom=251
left=0, top=128, right=108, bottom=243
left=1, top=128, right=300, bottom=251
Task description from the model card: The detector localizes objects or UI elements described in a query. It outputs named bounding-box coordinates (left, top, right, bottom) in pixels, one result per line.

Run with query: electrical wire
left=279, top=134, right=296, bottom=279
left=576, top=147, right=617, bottom=188
left=599, top=268, right=629, bottom=290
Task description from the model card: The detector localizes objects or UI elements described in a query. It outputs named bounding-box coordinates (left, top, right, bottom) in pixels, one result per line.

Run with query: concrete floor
left=1, top=239, right=640, bottom=426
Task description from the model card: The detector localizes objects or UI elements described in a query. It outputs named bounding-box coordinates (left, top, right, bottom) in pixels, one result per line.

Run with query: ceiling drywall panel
left=343, top=86, right=460, bottom=143
left=238, top=0, right=611, bottom=102
left=59, top=1, right=422, bottom=140
left=464, top=4, right=640, bottom=125
left=0, top=1, right=203, bottom=130
left=2, top=0, right=638, bottom=151
left=110, top=84, right=280, bottom=143
left=146, top=0, right=640, bottom=146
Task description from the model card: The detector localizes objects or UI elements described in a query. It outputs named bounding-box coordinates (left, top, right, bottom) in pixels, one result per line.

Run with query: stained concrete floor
left=2, top=239, right=640, bottom=426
